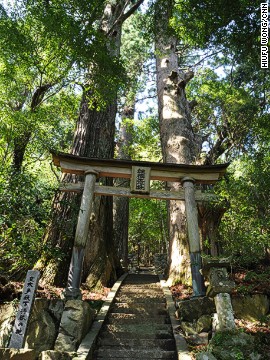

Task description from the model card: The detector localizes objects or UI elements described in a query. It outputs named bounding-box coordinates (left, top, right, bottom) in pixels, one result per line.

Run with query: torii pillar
left=63, top=170, right=98, bottom=299
left=182, top=177, right=206, bottom=297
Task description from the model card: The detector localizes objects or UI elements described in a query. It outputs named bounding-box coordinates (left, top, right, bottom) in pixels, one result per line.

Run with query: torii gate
left=52, top=152, right=229, bottom=299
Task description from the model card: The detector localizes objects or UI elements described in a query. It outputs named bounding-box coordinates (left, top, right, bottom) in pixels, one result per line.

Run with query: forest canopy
left=0, top=0, right=269, bottom=284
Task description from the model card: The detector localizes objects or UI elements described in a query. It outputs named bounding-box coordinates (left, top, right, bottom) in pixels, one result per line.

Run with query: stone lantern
left=203, top=257, right=235, bottom=332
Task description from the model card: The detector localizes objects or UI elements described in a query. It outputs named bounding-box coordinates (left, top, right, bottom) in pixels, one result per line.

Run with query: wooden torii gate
left=52, top=152, right=229, bottom=299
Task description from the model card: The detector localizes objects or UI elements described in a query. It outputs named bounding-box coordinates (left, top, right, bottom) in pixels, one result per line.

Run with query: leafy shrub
left=0, top=169, right=57, bottom=277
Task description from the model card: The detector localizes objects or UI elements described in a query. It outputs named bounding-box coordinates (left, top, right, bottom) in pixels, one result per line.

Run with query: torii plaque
left=131, top=166, right=151, bottom=194
left=52, top=151, right=229, bottom=298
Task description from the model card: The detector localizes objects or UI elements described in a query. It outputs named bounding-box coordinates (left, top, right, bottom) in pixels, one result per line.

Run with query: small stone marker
left=214, top=293, right=235, bottom=331
left=131, top=166, right=150, bottom=194
left=8, top=270, right=40, bottom=349
left=202, top=258, right=235, bottom=332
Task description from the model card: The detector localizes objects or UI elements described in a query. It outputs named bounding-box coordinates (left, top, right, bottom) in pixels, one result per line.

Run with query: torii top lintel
left=52, top=152, right=229, bottom=184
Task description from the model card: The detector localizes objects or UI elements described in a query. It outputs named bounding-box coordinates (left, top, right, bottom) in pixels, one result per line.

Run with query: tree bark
left=113, top=106, right=134, bottom=270
left=81, top=99, right=118, bottom=289
left=198, top=197, right=228, bottom=257
left=36, top=0, right=142, bottom=289
left=13, top=132, right=31, bottom=172
left=155, top=0, right=201, bottom=285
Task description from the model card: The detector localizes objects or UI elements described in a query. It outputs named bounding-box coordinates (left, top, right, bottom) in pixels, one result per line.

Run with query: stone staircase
left=93, top=273, right=177, bottom=360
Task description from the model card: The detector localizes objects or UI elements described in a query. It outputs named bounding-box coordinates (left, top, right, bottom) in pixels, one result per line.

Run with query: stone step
left=98, top=337, right=176, bottom=350
left=121, top=279, right=160, bottom=283
left=117, top=291, right=164, bottom=297
left=121, top=283, right=161, bottom=288
left=99, top=329, right=173, bottom=340
left=99, top=328, right=172, bottom=342
left=93, top=273, right=177, bottom=359
left=117, top=292, right=163, bottom=298
left=103, top=324, right=173, bottom=336
left=123, top=274, right=158, bottom=279
left=118, top=287, right=162, bottom=292
left=95, top=357, right=175, bottom=360
left=117, top=289, right=163, bottom=295
left=94, top=349, right=177, bottom=359
left=107, top=313, right=170, bottom=324
left=111, top=302, right=167, bottom=315
left=121, top=283, right=161, bottom=287
left=121, top=282, right=160, bottom=286
left=95, top=358, right=174, bottom=360
left=116, top=293, right=164, bottom=299
left=115, top=295, right=166, bottom=304
left=121, top=281, right=160, bottom=289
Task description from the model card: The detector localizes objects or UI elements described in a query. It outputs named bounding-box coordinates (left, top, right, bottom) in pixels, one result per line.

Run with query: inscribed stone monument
left=8, top=270, right=40, bottom=349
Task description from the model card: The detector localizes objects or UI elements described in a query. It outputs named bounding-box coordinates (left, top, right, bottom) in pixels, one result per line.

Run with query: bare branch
left=135, top=94, right=157, bottom=103
left=177, top=70, right=194, bottom=88
left=50, top=161, right=61, bottom=182
left=31, top=84, right=53, bottom=110
left=107, top=0, right=144, bottom=36
left=192, top=50, right=222, bottom=68
left=121, top=0, right=144, bottom=22
left=183, top=70, right=194, bottom=83
left=204, top=130, right=232, bottom=165
left=189, top=99, right=198, bottom=111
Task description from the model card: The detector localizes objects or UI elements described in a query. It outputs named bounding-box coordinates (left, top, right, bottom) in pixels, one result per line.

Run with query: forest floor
left=0, top=275, right=110, bottom=312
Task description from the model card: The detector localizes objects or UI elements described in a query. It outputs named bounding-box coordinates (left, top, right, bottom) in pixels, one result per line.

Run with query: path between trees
left=93, top=272, right=178, bottom=359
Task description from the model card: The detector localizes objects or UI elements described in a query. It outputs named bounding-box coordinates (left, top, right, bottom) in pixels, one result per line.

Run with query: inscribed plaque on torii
left=131, top=166, right=151, bottom=194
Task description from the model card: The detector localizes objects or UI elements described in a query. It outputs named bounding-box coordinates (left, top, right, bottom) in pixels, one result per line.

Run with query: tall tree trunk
left=113, top=105, right=134, bottom=270
left=155, top=0, right=201, bottom=285
left=36, top=96, right=119, bottom=287
left=13, top=132, right=31, bottom=172
left=36, top=0, right=144, bottom=288
left=78, top=98, right=118, bottom=289
left=198, top=203, right=227, bottom=257
left=36, top=97, right=120, bottom=288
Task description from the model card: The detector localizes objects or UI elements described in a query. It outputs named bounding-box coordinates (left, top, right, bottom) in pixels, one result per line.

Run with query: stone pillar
left=8, top=270, right=40, bottom=349
left=182, top=177, right=205, bottom=297
left=64, top=170, right=98, bottom=299
left=214, top=293, right=235, bottom=331
left=203, top=258, right=235, bottom=332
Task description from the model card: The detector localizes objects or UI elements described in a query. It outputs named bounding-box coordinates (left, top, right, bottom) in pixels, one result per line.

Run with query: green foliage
left=0, top=0, right=268, bottom=278
left=210, top=329, right=258, bottom=360
left=218, top=152, right=270, bottom=267
left=0, top=87, right=79, bottom=167
left=186, top=67, right=264, bottom=162
left=0, top=0, right=86, bottom=172
left=181, top=13, right=269, bottom=267
left=115, top=114, right=161, bottom=161
left=211, top=331, right=235, bottom=345
left=128, top=198, right=168, bottom=261
left=121, top=10, right=153, bottom=105
left=0, top=0, right=126, bottom=169
left=131, top=116, right=162, bottom=161
left=245, top=269, right=270, bottom=282
left=171, top=0, right=262, bottom=65
left=0, top=168, right=60, bottom=276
